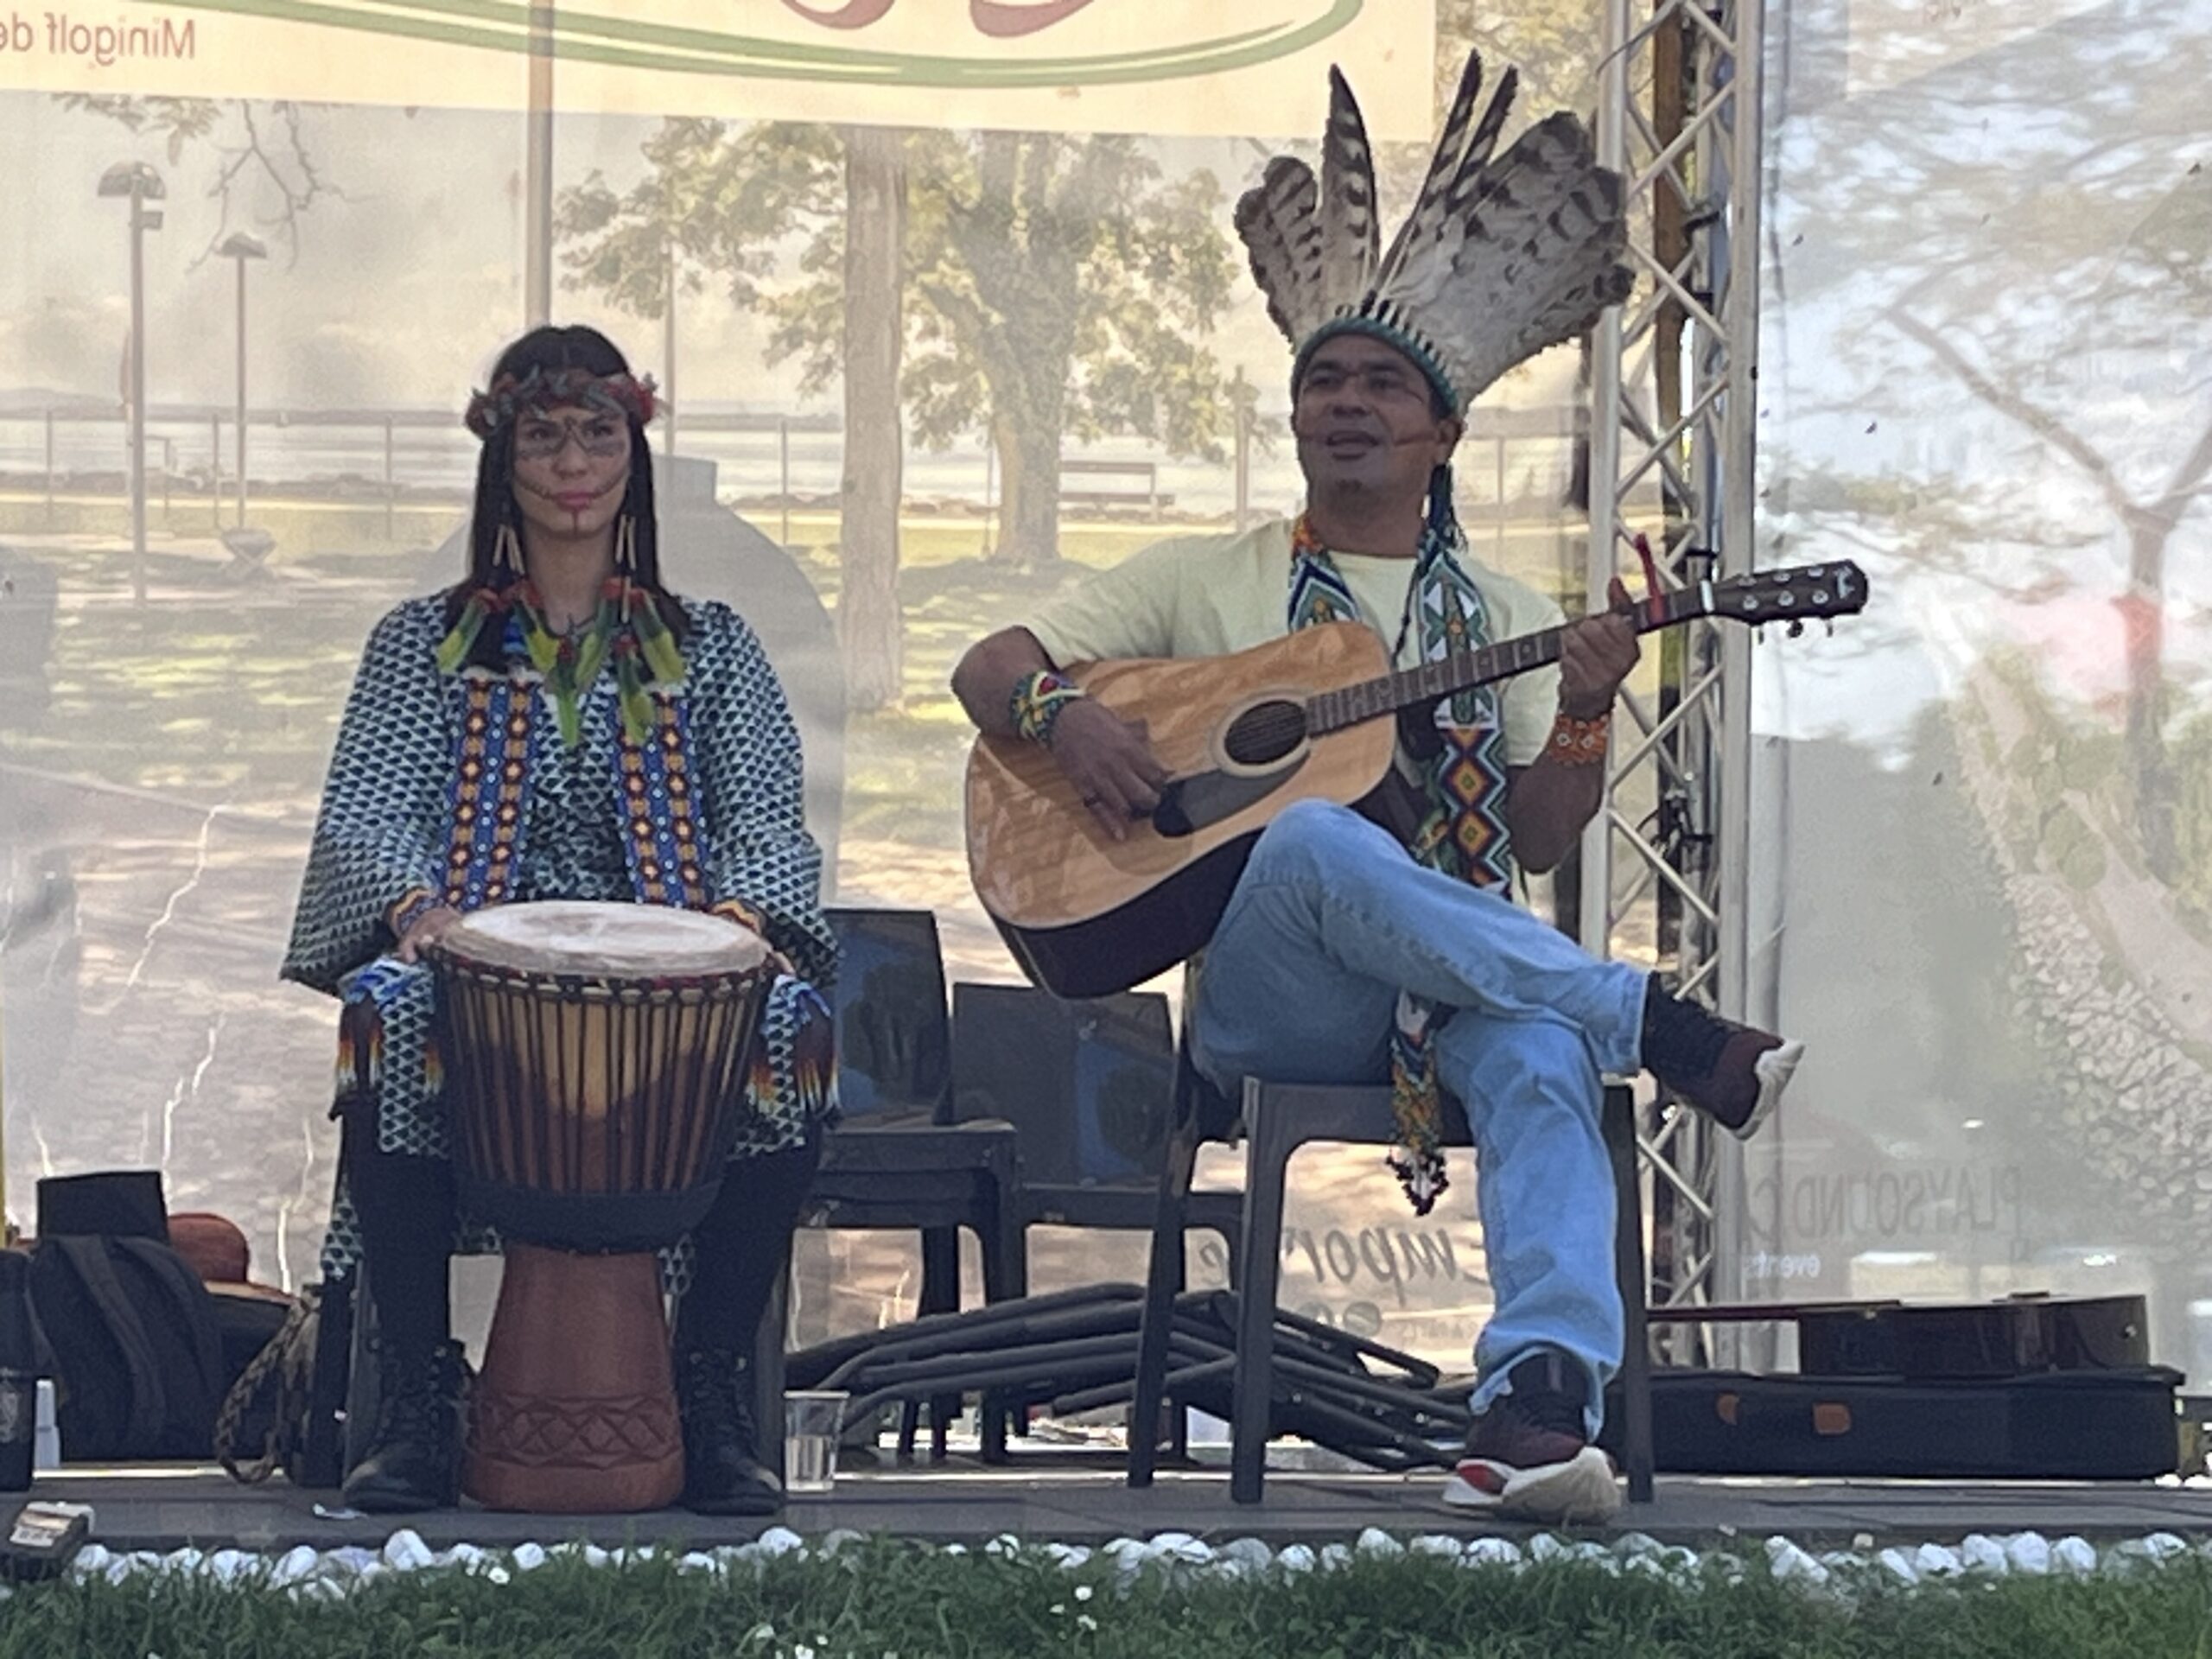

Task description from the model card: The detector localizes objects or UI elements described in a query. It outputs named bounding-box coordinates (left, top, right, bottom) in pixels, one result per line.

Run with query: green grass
left=3, top=1545, right=2211, bottom=1659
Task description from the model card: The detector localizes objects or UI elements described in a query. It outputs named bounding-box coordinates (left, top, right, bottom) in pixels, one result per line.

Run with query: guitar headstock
left=1707, top=562, right=1869, bottom=627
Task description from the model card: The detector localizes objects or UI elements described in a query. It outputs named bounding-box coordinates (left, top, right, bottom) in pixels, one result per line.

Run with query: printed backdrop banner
left=0, top=0, right=1437, bottom=138
left=1748, top=0, right=2212, bottom=1376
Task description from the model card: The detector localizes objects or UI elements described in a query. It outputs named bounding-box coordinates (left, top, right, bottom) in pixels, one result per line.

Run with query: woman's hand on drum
left=396, top=905, right=466, bottom=963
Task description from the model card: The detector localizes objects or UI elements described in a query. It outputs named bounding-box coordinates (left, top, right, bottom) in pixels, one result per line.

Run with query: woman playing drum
left=283, top=324, right=836, bottom=1516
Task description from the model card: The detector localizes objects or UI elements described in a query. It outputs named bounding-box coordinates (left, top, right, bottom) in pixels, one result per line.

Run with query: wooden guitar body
left=965, top=622, right=1395, bottom=997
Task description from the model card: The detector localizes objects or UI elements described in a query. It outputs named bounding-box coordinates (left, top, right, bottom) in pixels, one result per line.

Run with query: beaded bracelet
left=1009, top=669, right=1086, bottom=747
left=1546, top=709, right=1611, bottom=766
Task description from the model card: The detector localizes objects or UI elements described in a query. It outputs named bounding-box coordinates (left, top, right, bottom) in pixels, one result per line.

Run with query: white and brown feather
left=1319, top=67, right=1381, bottom=310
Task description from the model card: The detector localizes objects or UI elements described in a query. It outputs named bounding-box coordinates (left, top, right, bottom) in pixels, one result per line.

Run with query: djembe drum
left=432, top=900, right=772, bottom=1512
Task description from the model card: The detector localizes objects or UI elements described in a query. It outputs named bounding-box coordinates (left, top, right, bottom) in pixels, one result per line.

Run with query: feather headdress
left=1238, top=53, right=1632, bottom=415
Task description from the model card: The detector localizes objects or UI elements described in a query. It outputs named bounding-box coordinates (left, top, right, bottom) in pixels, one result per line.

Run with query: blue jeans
left=1186, top=799, right=1648, bottom=1436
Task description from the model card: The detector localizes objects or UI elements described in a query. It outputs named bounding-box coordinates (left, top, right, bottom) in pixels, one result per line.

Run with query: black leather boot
left=340, top=1338, right=465, bottom=1514
left=676, top=1345, right=782, bottom=1516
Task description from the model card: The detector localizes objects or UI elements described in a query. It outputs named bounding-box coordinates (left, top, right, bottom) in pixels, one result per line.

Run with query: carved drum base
left=463, top=1243, right=684, bottom=1513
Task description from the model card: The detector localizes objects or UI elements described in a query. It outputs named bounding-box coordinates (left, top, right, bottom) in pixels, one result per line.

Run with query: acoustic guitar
left=966, top=562, right=1868, bottom=998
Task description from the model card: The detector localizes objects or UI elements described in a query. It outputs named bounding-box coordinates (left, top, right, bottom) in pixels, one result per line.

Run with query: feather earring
left=494, top=518, right=524, bottom=576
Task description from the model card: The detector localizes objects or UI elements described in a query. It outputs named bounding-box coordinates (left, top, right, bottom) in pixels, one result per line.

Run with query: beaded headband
left=463, top=365, right=658, bottom=441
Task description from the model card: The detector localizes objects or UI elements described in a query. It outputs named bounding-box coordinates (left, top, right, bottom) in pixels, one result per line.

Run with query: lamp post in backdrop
left=99, top=161, right=164, bottom=604
left=524, top=1, right=556, bottom=325
left=216, top=233, right=268, bottom=530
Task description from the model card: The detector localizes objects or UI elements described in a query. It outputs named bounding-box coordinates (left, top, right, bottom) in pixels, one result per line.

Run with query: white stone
left=820, top=1529, right=868, bottom=1557
left=1912, top=1542, right=1963, bottom=1578
left=1875, top=1547, right=1920, bottom=1586
left=2004, top=1534, right=2052, bottom=1577
left=580, top=1544, right=611, bottom=1569
left=2052, top=1536, right=2098, bottom=1576
left=1764, top=1538, right=1828, bottom=1588
left=207, top=1549, right=253, bottom=1584
left=1274, top=1544, right=1318, bottom=1575
left=331, top=1546, right=380, bottom=1577
left=384, top=1530, right=435, bottom=1572
left=1959, top=1535, right=2009, bottom=1577
left=756, top=1527, right=806, bottom=1558
left=1611, top=1532, right=1663, bottom=1560
left=1529, top=1534, right=1566, bottom=1563
left=1319, top=1543, right=1354, bottom=1572
left=511, top=1543, right=549, bottom=1573
left=1356, top=1529, right=1403, bottom=1559
left=1409, top=1535, right=1464, bottom=1560
left=71, top=1544, right=112, bottom=1578
left=1464, top=1538, right=1524, bottom=1570
left=164, top=1548, right=206, bottom=1575
left=1221, top=1538, right=1274, bottom=1573
left=679, top=1552, right=719, bottom=1575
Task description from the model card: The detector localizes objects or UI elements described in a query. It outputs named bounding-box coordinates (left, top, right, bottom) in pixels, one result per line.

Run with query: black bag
left=27, top=1236, right=227, bottom=1460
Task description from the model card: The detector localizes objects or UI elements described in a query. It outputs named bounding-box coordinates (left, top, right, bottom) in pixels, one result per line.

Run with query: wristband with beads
left=1008, top=669, right=1085, bottom=747
left=1546, top=709, right=1611, bottom=766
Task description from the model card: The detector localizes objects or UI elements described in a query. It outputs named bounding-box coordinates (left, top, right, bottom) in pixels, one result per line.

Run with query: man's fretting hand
left=1557, top=575, right=1641, bottom=718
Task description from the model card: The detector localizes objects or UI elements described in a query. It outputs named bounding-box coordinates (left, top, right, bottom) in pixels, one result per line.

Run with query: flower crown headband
left=463, top=365, right=659, bottom=441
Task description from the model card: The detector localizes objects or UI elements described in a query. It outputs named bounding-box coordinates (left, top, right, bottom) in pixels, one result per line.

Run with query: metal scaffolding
left=1581, top=0, right=1767, bottom=1347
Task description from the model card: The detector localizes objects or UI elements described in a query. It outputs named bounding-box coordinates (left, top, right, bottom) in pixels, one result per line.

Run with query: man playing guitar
left=954, top=54, right=1805, bottom=1523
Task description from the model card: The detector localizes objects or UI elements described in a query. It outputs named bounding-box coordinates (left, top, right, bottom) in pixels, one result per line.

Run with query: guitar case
left=1598, top=1365, right=2182, bottom=1479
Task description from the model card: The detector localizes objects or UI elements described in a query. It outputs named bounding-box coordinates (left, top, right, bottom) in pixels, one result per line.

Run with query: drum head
left=442, top=900, right=772, bottom=976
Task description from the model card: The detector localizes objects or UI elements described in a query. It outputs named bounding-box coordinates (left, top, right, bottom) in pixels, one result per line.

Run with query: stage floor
left=36, top=1463, right=2212, bottom=1553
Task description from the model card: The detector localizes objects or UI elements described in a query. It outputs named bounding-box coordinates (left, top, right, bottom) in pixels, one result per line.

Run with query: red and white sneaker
left=1442, top=1353, right=1622, bottom=1524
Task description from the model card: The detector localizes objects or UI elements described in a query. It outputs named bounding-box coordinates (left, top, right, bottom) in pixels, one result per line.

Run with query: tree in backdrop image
left=1764, top=5, right=2212, bottom=1256
left=558, top=118, right=1239, bottom=709
left=58, top=94, right=339, bottom=260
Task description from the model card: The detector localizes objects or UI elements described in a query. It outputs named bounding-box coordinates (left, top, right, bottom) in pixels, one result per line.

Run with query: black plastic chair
left=1127, top=1061, right=1655, bottom=1505
left=804, top=906, right=1027, bottom=1458
left=950, top=982, right=1244, bottom=1283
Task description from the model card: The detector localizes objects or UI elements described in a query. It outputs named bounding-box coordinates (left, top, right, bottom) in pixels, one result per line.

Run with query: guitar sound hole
left=1224, top=700, right=1309, bottom=766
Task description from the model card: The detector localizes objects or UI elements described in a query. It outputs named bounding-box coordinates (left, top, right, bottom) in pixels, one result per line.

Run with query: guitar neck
left=1305, top=582, right=1719, bottom=735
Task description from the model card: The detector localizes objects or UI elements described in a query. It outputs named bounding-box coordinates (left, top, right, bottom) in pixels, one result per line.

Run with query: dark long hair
left=445, top=324, right=687, bottom=667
